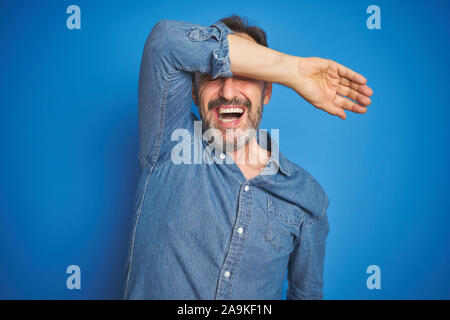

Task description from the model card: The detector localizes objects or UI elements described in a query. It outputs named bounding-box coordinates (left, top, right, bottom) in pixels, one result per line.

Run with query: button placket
left=215, top=183, right=253, bottom=299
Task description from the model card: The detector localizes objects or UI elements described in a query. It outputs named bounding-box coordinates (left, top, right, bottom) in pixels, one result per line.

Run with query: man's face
left=192, top=32, right=272, bottom=151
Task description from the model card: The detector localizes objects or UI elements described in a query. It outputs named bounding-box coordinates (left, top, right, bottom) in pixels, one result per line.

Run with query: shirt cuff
left=209, top=20, right=234, bottom=78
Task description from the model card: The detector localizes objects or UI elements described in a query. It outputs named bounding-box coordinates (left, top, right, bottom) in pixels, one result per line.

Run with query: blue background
left=0, top=0, right=449, bottom=299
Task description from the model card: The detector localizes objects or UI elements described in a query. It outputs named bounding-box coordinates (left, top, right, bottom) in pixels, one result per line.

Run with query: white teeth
left=221, top=118, right=235, bottom=123
left=218, top=107, right=244, bottom=114
left=217, top=106, right=244, bottom=123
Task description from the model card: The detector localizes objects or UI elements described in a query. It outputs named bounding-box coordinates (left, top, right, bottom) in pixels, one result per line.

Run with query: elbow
left=148, top=19, right=181, bottom=44
left=151, top=19, right=175, bottom=35
left=144, top=19, right=177, bottom=56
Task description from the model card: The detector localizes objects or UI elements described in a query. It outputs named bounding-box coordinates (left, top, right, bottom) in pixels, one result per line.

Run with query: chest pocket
left=264, top=196, right=304, bottom=254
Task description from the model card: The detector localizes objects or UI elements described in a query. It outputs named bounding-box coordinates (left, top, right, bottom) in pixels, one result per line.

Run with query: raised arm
left=138, top=19, right=235, bottom=170
left=139, top=19, right=373, bottom=171
left=227, top=34, right=373, bottom=119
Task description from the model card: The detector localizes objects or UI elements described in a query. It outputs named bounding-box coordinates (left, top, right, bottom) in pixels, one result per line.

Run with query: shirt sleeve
left=137, top=19, right=235, bottom=170
left=286, top=210, right=330, bottom=300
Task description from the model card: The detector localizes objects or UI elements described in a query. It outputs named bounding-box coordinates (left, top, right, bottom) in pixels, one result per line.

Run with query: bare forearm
left=227, top=33, right=298, bottom=88
left=228, top=32, right=373, bottom=119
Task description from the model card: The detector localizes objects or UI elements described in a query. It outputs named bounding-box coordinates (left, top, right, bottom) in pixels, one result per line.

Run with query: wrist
left=281, top=55, right=302, bottom=89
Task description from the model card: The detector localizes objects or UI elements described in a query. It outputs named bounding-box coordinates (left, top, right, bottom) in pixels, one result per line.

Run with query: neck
left=228, top=136, right=271, bottom=180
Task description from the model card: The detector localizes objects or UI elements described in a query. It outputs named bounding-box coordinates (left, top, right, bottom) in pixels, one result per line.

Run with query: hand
left=291, top=57, right=373, bottom=120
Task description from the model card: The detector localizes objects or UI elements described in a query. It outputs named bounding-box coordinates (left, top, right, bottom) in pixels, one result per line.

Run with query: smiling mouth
left=214, top=105, right=246, bottom=126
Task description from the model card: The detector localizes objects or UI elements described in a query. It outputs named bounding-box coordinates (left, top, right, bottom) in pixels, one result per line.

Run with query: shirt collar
left=200, top=129, right=291, bottom=177
left=257, top=129, right=291, bottom=177
left=265, top=153, right=291, bottom=176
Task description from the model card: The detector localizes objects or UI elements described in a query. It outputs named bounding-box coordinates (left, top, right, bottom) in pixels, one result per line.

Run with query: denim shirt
left=123, top=19, right=330, bottom=300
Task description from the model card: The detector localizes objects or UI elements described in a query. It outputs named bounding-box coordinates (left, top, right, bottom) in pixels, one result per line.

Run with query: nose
left=219, top=77, right=238, bottom=101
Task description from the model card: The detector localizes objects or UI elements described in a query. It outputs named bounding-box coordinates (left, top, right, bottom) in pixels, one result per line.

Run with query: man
left=123, top=15, right=373, bottom=300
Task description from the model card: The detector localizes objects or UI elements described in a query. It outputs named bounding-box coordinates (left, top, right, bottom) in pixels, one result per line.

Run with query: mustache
left=208, top=97, right=251, bottom=111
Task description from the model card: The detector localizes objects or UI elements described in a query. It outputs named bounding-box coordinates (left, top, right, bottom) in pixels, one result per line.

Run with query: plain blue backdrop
left=0, top=0, right=449, bottom=299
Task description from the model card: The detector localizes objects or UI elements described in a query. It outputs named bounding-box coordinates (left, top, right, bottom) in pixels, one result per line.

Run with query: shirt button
left=244, top=185, right=250, bottom=192
left=224, top=271, right=230, bottom=278
left=237, top=227, right=244, bottom=234
left=219, top=153, right=226, bottom=160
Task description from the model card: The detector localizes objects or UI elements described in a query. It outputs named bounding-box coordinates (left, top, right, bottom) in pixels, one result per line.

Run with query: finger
left=337, top=63, right=367, bottom=85
left=335, top=107, right=346, bottom=120
left=339, top=78, right=374, bottom=97
left=333, top=94, right=367, bottom=114
left=337, top=84, right=372, bottom=106
left=359, top=84, right=373, bottom=97
left=322, top=101, right=347, bottom=120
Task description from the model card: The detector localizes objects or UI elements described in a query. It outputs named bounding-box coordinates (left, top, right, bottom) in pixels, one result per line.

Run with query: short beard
left=199, top=90, right=264, bottom=152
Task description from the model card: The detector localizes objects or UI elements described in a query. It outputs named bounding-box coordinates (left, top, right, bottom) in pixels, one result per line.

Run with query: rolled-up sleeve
left=286, top=210, right=330, bottom=300
left=138, top=19, right=234, bottom=171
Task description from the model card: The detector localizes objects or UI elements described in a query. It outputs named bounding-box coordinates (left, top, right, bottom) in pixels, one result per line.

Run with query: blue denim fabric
left=123, top=19, right=330, bottom=300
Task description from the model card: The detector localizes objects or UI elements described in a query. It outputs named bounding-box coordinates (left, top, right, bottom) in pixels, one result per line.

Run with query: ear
left=262, top=82, right=273, bottom=106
